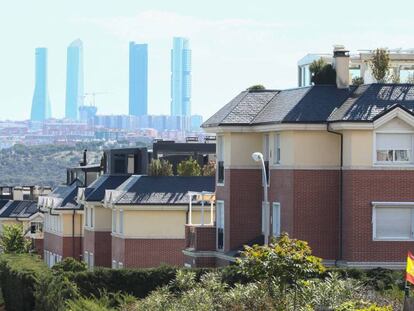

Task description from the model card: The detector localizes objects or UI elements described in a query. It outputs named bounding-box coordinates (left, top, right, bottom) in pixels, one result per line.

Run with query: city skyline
left=65, top=39, right=84, bottom=120
left=31, top=48, right=51, bottom=121
left=170, top=37, right=191, bottom=117
left=3, top=0, right=414, bottom=121
left=129, top=42, right=148, bottom=117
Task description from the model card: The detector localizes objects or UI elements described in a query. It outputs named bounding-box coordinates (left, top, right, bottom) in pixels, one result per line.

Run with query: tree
left=148, top=159, right=173, bottom=176
left=202, top=161, right=216, bottom=176
left=310, top=59, right=336, bottom=85
left=236, top=233, right=325, bottom=286
left=370, top=48, right=390, bottom=82
left=247, top=85, right=266, bottom=91
left=0, top=224, right=31, bottom=253
left=177, top=157, right=201, bottom=176
left=352, top=76, right=364, bottom=86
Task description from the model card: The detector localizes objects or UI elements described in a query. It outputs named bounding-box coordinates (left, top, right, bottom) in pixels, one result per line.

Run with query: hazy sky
left=2, top=0, right=414, bottom=120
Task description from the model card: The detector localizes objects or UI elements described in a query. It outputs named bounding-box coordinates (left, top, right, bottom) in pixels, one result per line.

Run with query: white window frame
left=89, top=252, right=94, bottom=270
left=273, top=133, right=281, bottom=165
left=118, top=262, right=123, bottom=269
left=272, top=202, right=281, bottom=237
left=84, top=251, right=89, bottom=265
left=216, top=200, right=224, bottom=251
left=90, top=207, right=94, bottom=228
left=373, top=131, right=414, bottom=166
left=217, top=135, right=225, bottom=186
left=372, top=202, right=414, bottom=241
left=112, top=260, right=117, bottom=269
left=112, top=209, right=117, bottom=233
left=119, top=209, right=124, bottom=235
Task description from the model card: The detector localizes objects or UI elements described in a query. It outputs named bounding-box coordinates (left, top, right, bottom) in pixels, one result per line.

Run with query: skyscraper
left=170, top=37, right=191, bottom=116
left=65, top=39, right=84, bottom=120
left=31, top=48, right=51, bottom=121
left=129, top=42, right=148, bottom=116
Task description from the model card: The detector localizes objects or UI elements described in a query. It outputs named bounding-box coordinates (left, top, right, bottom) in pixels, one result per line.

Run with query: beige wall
left=220, top=132, right=263, bottom=168
left=63, top=213, right=83, bottom=236
left=343, top=130, right=373, bottom=168
left=93, top=206, right=112, bottom=231
left=122, top=210, right=186, bottom=238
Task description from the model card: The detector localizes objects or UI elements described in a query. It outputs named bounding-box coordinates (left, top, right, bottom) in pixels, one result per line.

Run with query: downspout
left=327, top=123, right=343, bottom=265
left=72, top=210, right=75, bottom=259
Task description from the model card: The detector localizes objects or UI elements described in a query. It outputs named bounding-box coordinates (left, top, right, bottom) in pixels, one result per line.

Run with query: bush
left=69, top=265, right=178, bottom=298
left=52, top=257, right=87, bottom=274
left=0, top=224, right=31, bottom=253
left=177, top=157, right=201, bottom=176
left=148, top=159, right=173, bottom=176
left=0, top=254, right=48, bottom=311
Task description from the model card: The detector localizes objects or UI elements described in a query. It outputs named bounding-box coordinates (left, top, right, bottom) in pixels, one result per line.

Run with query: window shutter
left=377, top=133, right=412, bottom=150
left=375, top=207, right=411, bottom=239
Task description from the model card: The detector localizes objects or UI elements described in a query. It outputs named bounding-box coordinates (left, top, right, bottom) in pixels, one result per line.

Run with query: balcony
left=185, top=225, right=216, bottom=251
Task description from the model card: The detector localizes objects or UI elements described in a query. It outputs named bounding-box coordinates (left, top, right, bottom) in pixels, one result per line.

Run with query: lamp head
left=251, top=152, right=263, bottom=162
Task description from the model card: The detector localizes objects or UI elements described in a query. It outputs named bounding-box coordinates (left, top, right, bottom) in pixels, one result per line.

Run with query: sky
left=2, top=0, right=414, bottom=121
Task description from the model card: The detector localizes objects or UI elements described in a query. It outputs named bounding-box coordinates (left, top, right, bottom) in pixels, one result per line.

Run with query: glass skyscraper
left=129, top=42, right=148, bottom=116
left=65, top=39, right=84, bottom=120
left=31, top=47, right=51, bottom=121
left=170, top=37, right=191, bottom=116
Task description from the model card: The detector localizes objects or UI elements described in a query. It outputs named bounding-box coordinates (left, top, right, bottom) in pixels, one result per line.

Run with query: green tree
left=52, top=257, right=87, bottom=274
left=0, top=224, right=31, bottom=253
left=370, top=48, right=390, bottom=82
left=310, top=59, right=336, bottom=85
left=177, top=157, right=201, bottom=176
left=148, top=159, right=173, bottom=176
left=352, top=76, right=364, bottom=86
left=202, top=161, right=216, bottom=176
left=247, top=84, right=266, bottom=91
left=237, top=233, right=325, bottom=288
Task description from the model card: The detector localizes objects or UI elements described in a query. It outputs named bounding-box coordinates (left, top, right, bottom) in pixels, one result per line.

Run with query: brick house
left=184, top=46, right=414, bottom=268
left=79, top=174, right=130, bottom=269
left=104, top=175, right=215, bottom=269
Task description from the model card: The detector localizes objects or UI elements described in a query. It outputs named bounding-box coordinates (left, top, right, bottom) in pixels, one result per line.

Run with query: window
left=376, top=133, right=412, bottom=164
left=90, top=207, right=94, bottom=228
left=112, top=260, right=117, bottom=269
left=273, top=134, right=281, bottom=165
left=119, top=209, right=124, bottom=234
left=89, top=253, right=94, bottom=270
left=127, top=154, right=135, bottom=174
left=84, top=251, right=89, bottom=266
left=263, top=134, right=270, bottom=184
left=112, top=209, right=117, bottom=233
left=114, top=154, right=127, bottom=174
left=216, top=201, right=224, bottom=250
left=118, top=262, right=123, bottom=269
left=272, top=203, right=281, bottom=237
left=373, top=205, right=414, bottom=240
left=217, top=136, right=224, bottom=184
left=262, top=202, right=270, bottom=235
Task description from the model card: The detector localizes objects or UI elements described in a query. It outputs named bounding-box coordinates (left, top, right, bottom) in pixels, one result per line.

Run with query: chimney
left=333, top=45, right=350, bottom=89
left=80, top=149, right=87, bottom=166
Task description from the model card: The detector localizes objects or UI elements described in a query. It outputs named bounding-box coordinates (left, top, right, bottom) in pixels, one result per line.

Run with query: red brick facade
left=44, top=232, right=83, bottom=260
left=83, top=229, right=112, bottom=267
left=112, top=236, right=186, bottom=268
left=185, top=225, right=216, bottom=251
left=343, top=170, right=414, bottom=263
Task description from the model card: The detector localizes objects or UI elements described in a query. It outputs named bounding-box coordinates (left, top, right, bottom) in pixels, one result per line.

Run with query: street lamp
left=252, top=152, right=270, bottom=245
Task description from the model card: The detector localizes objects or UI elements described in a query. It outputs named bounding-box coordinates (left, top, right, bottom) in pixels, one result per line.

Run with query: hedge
left=0, top=254, right=50, bottom=311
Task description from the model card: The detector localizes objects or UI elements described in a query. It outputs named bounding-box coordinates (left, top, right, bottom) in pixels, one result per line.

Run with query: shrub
left=202, top=161, right=216, bottom=176
left=352, top=76, right=364, bottom=86
left=0, top=254, right=48, bottom=311
left=52, top=257, right=87, bottom=274
left=310, top=59, right=336, bottom=85
left=177, top=157, right=201, bottom=176
left=247, top=84, right=266, bottom=91
left=69, top=265, right=178, bottom=298
left=148, top=159, right=173, bottom=176
left=0, top=224, right=31, bottom=254
left=370, top=48, right=390, bottom=82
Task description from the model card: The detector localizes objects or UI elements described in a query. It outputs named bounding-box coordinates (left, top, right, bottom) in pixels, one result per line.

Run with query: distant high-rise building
left=65, top=39, right=84, bottom=120
left=31, top=48, right=51, bottom=121
left=170, top=37, right=191, bottom=117
left=129, top=42, right=148, bottom=116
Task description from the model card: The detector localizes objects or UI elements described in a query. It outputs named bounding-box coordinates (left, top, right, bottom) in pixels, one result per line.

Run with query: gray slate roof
left=115, top=176, right=215, bottom=205
left=0, top=200, right=38, bottom=218
left=202, top=84, right=414, bottom=127
left=48, top=181, right=80, bottom=209
left=84, top=174, right=130, bottom=202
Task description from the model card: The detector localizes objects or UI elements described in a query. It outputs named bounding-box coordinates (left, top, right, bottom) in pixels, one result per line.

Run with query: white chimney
left=333, top=45, right=350, bottom=89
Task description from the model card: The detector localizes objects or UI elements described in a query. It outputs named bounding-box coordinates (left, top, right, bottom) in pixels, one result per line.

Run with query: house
left=104, top=175, right=215, bottom=269
left=184, top=46, right=414, bottom=269
left=79, top=174, right=130, bottom=268
left=40, top=181, right=84, bottom=267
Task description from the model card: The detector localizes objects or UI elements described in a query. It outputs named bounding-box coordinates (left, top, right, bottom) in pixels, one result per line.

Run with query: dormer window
left=375, top=133, right=412, bottom=164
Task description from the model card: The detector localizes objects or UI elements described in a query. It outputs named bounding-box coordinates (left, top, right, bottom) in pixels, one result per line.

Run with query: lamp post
left=252, top=152, right=270, bottom=245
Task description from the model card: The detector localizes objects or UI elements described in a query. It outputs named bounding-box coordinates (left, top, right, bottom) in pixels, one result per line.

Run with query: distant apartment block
left=298, top=47, right=414, bottom=87
left=171, top=37, right=191, bottom=117
left=65, top=39, right=84, bottom=120
left=31, top=48, right=52, bottom=121
left=129, top=42, right=148, bottom=116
